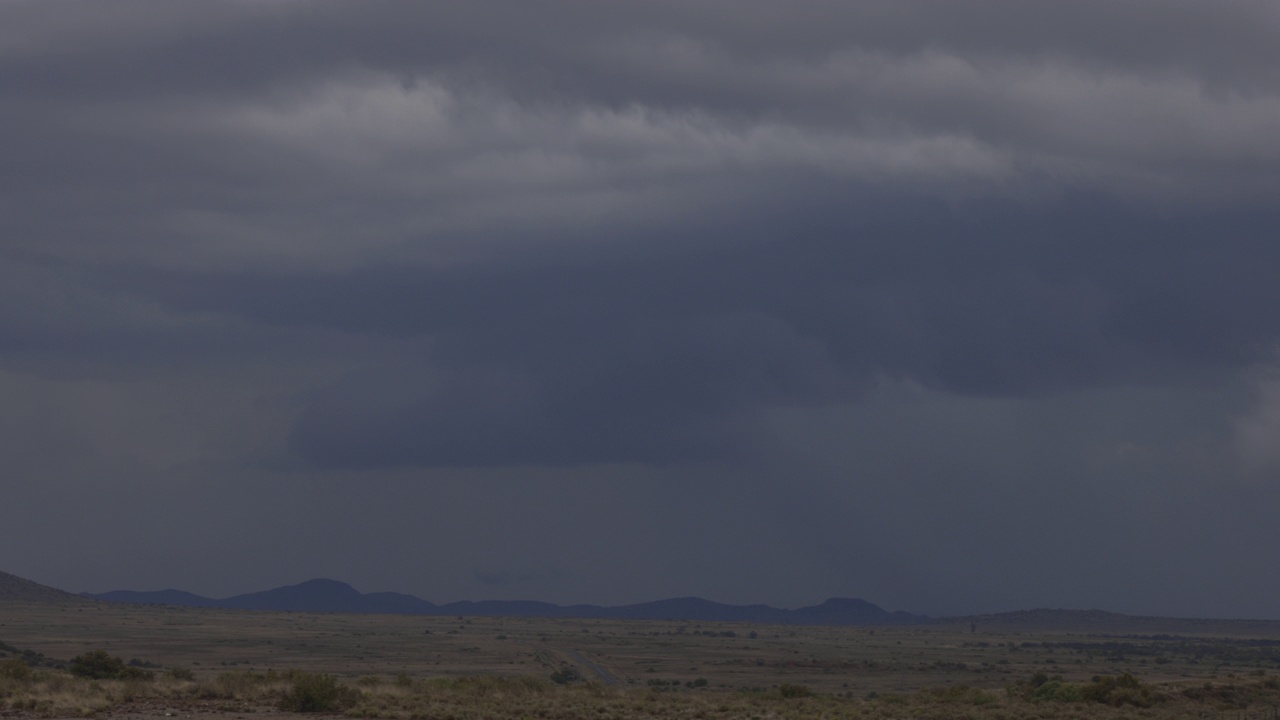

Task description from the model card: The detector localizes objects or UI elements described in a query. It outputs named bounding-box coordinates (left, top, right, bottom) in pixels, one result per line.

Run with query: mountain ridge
left=0, top=569, right=90, bottom=605
left=85, top=577, right=926, bottom=625
left=9, top=571, right=1278, bottom=628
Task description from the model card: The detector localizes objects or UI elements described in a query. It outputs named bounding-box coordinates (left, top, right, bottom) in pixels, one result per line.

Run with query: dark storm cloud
left=11, top=1, right=1278, bottom=102
left=5, top=0, right=1279, bottom=275
left=4, top=0, right=1280, bottom=616
left=111, top=195, right=1280, bottom=468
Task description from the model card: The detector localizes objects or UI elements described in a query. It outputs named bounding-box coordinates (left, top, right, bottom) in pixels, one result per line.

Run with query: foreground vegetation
left=7, top=601, right=1280, bottom=718
left=4, top=651, right=1280, bottom=719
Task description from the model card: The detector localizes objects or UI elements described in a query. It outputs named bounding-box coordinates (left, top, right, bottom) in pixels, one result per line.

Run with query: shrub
left=166, top=667, right=196, bottom=681
left=278, top=672, right=360, bottom=713
left=69, top=650, right=153, bottom=680
left=1080, top=673, right=1163, bottom=707
left=0, top=657, right=31, bottom=681
left=779, top=683, right=812, bottom=699
left=1033, top=680, right=1083, bottom=703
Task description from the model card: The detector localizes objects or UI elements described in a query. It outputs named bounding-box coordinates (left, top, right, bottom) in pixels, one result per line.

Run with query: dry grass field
left=4, top=596, right=1280, bottom=719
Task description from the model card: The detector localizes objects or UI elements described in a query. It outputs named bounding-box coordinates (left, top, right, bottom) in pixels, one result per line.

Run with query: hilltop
left=0, top=570, right=88, bottom=605
left=86, top=577, right=928, bottom=625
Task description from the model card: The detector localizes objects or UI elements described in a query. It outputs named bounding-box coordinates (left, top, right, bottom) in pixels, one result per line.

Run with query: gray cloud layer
left=2, top=1, right=1279, bottom=618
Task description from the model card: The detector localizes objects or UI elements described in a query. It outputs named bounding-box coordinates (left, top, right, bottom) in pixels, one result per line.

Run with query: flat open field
left=4, top=598, right=1280, bottom=718
left=6, top=600, right=1280, bottom=692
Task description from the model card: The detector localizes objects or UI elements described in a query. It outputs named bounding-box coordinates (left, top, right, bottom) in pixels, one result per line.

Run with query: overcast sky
left=3, top=0, right=1280, bottom=619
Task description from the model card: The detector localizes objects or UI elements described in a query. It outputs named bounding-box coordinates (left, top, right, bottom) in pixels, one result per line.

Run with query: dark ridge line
left=83, top=578, right=928, bottom=626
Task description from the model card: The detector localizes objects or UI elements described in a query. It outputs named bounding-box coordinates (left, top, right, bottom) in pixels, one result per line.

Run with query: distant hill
left=220, top=579, right=440, bottom=614
left=0, top=570, right=89, bottom=605
left=17, top=570, right=1277, bottom=631
left=84, top=578, right=928, bottom=626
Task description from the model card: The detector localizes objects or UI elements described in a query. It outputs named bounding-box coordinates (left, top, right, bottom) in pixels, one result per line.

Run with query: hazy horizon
left=47, top=572, right=1278, bottom=621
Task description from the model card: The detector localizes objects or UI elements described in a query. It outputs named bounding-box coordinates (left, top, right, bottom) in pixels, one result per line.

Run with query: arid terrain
left=4, top=575, right=1280, bottom=719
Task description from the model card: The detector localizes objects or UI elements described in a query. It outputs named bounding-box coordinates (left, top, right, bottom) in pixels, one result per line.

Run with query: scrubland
left=3, top=600, right=1280, bottom=718
left=4, top=663, right=1279, bottom=720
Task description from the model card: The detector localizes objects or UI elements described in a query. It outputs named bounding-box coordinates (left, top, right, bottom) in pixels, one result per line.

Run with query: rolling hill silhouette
left=11, top=570, right=1272, bottom=631
left=86, top=578, right=927, bottom=625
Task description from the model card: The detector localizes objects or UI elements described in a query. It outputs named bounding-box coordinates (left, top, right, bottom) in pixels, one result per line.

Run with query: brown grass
left=4, top=599, right=1280, bottom=717
left=2, top=667, right=1278, bottom=720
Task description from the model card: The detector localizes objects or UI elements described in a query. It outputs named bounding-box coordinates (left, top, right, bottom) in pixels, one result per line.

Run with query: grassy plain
left=4, top=598, right=1280, bottom=718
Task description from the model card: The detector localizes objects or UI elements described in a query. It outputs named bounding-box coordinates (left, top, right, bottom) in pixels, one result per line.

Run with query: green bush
left=0, top=657, right=31, bottom=681
left=1080, top=673, right=1162, bottom=707
left=278, top=672, right=360, bottom=713
left=1014, top=672, right=1162, bottom=707
left=1032, top=680, right=1083, bottom=702
left=69, top=650, right=154, bottom=680
left=778, top=683, right=812, bottom=698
